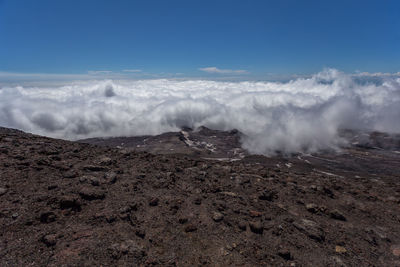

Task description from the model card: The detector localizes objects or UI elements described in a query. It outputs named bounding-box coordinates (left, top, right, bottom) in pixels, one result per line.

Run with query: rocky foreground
left=1, top=127, right=400, bottom=266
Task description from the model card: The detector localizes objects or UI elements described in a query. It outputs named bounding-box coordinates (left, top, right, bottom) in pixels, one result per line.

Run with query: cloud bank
left=0, top=69, right=399, bottom=155
left=199, top=67, right=248, bottom=74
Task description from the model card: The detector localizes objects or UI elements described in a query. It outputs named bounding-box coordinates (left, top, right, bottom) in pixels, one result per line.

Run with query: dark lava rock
left=149, top=197, right=159, bottom=206
left=89, top=177, right=101, bottom=186
left=212, top=212, right=224, bottom=222
left=184, top=224, right=198, bottom=232
left=293, top=219, right=325, bottom=242
left=110, top=240, right=146, bottom=260
left=249, top=221, right=263, bottom=234
left=135, top=229, right=146, bottom=239
left=330, top=210, right=347, bottom=221
left=40, top=211, right=56, bottom=223
left=0, top=187, right=7, bottom=196
left=238, top=221, right=247, bottom=231
left=104, top=172, right=117, bottom=184
left=278, top=249, right=293, bottom=260
left=178, top=217, right=188, bottom=224
left=193, top=198, right=202, bottom=205
left=79, top=188, right=106, bottom=201
left=59, top=196, right=82, bottom=211
left=98, top=157, right=113, bottom=166
left=83, top=165, right=109, bottom=172
left=63, top=169, right=78, bottom=178
left=47, top=184, right=58, bottom=190
left=306, top=203, right=319, bottom=213
left=41, top=234, right=57, bottom=247
left=249, top=210, right=262, bottom=217
left=323, top=187, right=335, bottom=198
left=258, top=189, right=277, bottom=201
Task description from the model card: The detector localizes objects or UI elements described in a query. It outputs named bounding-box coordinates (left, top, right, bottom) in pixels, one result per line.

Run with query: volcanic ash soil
left=1, top=127, right=400, bottom=266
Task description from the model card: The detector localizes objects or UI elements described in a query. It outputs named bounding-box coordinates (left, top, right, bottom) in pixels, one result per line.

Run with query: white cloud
left=199, top=67, right=248, bottom=74
left=0, top=69, right=399, bottom=155
left=353, top=71, right=400, bottom=77
left=87, top=70, right=113, bottom=75
left=123, top=69, right=142, bottom=73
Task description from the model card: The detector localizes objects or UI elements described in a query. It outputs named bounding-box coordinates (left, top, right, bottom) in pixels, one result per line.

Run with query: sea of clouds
left=0, top=69, right=399, bottom=154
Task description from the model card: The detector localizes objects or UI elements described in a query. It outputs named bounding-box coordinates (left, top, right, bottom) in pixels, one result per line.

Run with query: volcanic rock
left=41, top=234, right=57, bottom=247
left=212, top=212, right=224, bottom=222
left=78, top=188, right=106, bottom=200
left=184, top=224, right=197, bottom=232
left=0, top=187, right=7, bottom=196
left=249, top=221, right=263, bottom=234
left=330, top=209, right=347, bottom=221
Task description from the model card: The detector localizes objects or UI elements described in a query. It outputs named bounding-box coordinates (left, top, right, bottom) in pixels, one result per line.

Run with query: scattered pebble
left=79, top=188, right=106, bottom=201
left=306, top=203, right=318, bottom=213
left=212, top=212, right=224, bottom=222
left=278, top=249, right=293, bottom=260
left=249, top=210, right=262, bottom=217
left=41, top=234, right=57, bottom=247
left=238, top=221, right=247, bottom=231
left=249, top=221, right=263, bottom=234
left=335, top=246, right=347, bottom=253
left=0, top=187, right=7, bottom=196
left=184, top=224, right=197, bottom=232
left=330, top=210, right=346, bottom=221
left=149, top=198, right=159, bottom=206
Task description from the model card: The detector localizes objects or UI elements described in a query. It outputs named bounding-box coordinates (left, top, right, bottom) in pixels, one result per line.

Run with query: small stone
left=98, top=157, right=113, bottom=165
left=47, top=185, right=58, bottom=190
left=59, top=196, right=82, bottom=211
left=392, top=245, right=400, bottom=257
left=0, top=187, right=7, bottom=196
left=79, top=188, right=106, bottom=201
left=238, top=221, right=247, bottom=231
left=184, top=224, right=197, bottom=232
left=104, top=172, right=117, bottom=184
left=323, top=187, right=335, bottom=198
left=212, top=212, right=224, bottom=222
left=110, top=240, right=145, bottom=259
left=258, top=189, right=277, bottom=201
left=193, top=198, right=202, bottom=205
left=330, top=210, right=346, bottom=221
left=335, top=245, right=347, bottom=253
left=249, top=210, right=262, bottom=217
left=63, top=169, right=77, bottom=178
left=83, top=165, right=109, bottom=172
left=310, top=185, right=317, bottom=191
left=89, top=177, right=100, bottom=186
left=42, top=234, right=57, bottom=247
left=278, top=249, right=292, bottom=260
left=293, top=219, right=325, bottom=242
left=178, top=217, right=188, bottom=224
left=120, top=206, right=131, bottom=214
left=331, top=256, right=347, bottom=267
left=306, top=203, right=318, bottom=213
left=106, top=215, right=116, bottom=223
left=249, top=221, right=263, bottom=234
left=135, top=229, right=146, bottom=239
left=12, top=213, right=19, bottom=219
left=119, top=213, right=130, bottom=221
left=40, top=212, right=56, bottom=223
left=149, top=198, right=159, bottom=206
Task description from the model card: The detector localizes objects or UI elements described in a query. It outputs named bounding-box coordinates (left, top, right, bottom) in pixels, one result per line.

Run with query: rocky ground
left=1, top=126, right=400, bottom=266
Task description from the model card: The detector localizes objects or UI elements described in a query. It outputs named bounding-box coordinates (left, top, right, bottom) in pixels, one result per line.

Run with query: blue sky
left=0, top=0, right=399, bottom=79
